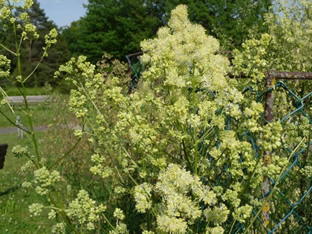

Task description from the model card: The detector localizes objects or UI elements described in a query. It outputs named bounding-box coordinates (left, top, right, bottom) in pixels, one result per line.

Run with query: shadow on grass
left=0, top=185, right=20, bottom=197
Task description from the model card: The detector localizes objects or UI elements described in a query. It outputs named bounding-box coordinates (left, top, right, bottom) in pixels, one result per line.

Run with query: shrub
left=1, top=1, right=311, bottom=233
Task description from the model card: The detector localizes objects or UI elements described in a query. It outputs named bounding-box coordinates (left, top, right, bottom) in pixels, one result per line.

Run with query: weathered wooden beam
left=266, top=70, right=312, bottom=80
left=262, top=77, right=274, bottom=227
left=229, top=70, right=312, bottom=80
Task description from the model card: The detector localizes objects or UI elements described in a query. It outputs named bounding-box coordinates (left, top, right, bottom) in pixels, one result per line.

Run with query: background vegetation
left=1, top=0, right=272, bottom=89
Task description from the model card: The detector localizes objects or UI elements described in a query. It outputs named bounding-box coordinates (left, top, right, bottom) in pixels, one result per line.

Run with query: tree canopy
left=62, top=0, right=272, bottom=64
left=62, top=0, right=163, bottom=63
left=0, top=0, right=70, bottom=87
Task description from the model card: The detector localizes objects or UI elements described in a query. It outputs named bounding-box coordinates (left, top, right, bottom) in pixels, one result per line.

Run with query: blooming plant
left=1, top=0, right=311, bottom=233
left=57, top=4, right=311, bottom=232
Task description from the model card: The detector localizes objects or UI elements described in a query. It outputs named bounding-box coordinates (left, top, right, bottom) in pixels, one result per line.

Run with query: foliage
left=0, top=1, right=311, bottom=233
left=62, top=0, right=272, bottom=63
left=62, top=0, right=162, bottom=63
left=56, top=4, right=311, bottom=232
left=162, top=0, right=272, bottom=49
left=0, top=0, right=70, bottom=87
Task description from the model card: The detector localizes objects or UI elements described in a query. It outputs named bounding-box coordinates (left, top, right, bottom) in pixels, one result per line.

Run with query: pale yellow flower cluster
left=66, top=190, right=107, bottom=231
left=134, top=182, right=153, bottom=213
left=133, top=164, right=229, bottom=233
left=141, top=5, right=229, bottom=92
left=0, top=55, right=10, bottom=78
left=33, top=166, right=60, bottom=195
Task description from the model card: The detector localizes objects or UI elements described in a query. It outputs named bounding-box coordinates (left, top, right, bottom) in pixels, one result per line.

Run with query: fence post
left=262, top=74, right=274, bottom=227
left=16, top=115, right=24, bottom=139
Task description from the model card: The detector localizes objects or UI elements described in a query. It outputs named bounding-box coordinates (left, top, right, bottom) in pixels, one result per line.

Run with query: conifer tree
left=0, top=0, right=70, bottom=87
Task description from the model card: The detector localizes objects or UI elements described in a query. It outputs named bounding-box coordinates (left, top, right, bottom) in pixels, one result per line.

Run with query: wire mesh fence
left=239, top=79, right=312, bottom=233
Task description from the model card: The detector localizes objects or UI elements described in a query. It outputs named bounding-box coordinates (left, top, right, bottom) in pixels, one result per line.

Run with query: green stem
left=23, top=53, right=45, bottom=83
left=50, top=123, right=85, bottom=169
left=6, top=0, right=42, bottom=170
left=0, top=110, right=31, bottom=134
left=0, top=87, right=15, bottom=113
left=194, top=127, right=198, bottom=175
left=50, top=137, right=82, bottom=169
left=21, top=83, right=41, bottom=164
left=18, top=34, right=24, bottom=53
left=48, top=191, right=78, bottom=233
left=198, top=127, right=214, bottom=142
left=24, top=152, right=39, bottom=168
left=182, top=140, right=193, bottom=172
left=102, top=213, right=116, bottom=231
left=242, top=148, right=264, bottom=195
left=229, top=219, right=236, bottom=234
left=191, top=61, right=199, bottom=175
left=0, top=43, right=17, bottom=56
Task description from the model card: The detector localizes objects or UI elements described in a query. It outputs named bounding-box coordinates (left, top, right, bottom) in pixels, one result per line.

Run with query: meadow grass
left=0, top=133, right=52, bottom=233
left=0, top=94, right=69, bottom=128
left=0, top=94, right=72, bottom=233
left=3, top=87, right=49, bottom=96
left=0, top=103, right=54, bottom=128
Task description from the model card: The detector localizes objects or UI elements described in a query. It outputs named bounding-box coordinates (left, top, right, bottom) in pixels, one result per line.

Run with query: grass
left=0, top=93, right=73, bottom=233
left=3, top=87, right=50, bottom=96
left=0, top=93, right=89, bottom=233
left=0, top=95, right=69, bottom=128
left=0, top=133, right=52, bottom=233
left=0, top=103, right=54, bottom=128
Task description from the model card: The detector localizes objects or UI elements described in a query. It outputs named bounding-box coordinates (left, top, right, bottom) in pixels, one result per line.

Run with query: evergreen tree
left=0, top=0, right=70, bottom=87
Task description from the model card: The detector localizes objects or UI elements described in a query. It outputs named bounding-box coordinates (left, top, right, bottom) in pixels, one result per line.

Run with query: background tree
left=62, top=0, right=272, bottom=64
left=62, top=0, right=163, bottom=64
left=0, top=0, right=70, bottom=88
left=162, top=0, right=272, bottom=48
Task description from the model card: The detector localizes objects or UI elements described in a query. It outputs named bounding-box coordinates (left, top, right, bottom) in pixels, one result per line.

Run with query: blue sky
left=37, top=0, right=88, bottom=28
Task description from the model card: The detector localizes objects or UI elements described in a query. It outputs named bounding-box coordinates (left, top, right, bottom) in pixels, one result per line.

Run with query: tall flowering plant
left=56, top=5, right=298, bottom=233
left=1, top=1, right=310, bottom=233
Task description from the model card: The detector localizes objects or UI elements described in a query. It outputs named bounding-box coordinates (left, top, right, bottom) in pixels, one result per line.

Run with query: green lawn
left=0, top=94, right=69, bottom=128
left=0, top=103, right=55, bottom=128
left=3, top=87, right=49, bottom=96
left=0, top=93, right=72, bottom=233
left=0, top=87, right=82, bottom=232
left=0, top=133, right=52, bottom=233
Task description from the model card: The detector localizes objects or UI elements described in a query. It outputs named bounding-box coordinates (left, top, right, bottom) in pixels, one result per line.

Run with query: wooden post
left=16, top=115, right=24, bottom=139
left=261, top=75, right=274, bottom=227
left=0, top=144, right=8, bottom=170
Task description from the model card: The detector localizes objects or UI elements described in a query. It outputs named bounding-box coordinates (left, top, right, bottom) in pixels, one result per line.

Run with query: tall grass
left=0, top=133, right=52, bottom=233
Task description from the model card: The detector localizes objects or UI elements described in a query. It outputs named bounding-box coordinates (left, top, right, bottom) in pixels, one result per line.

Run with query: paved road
left=5, top=95, right=51, bottom=104
left=0, top=125, right=48, bottom=134
left=0, top=124, right=82, bottom=135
